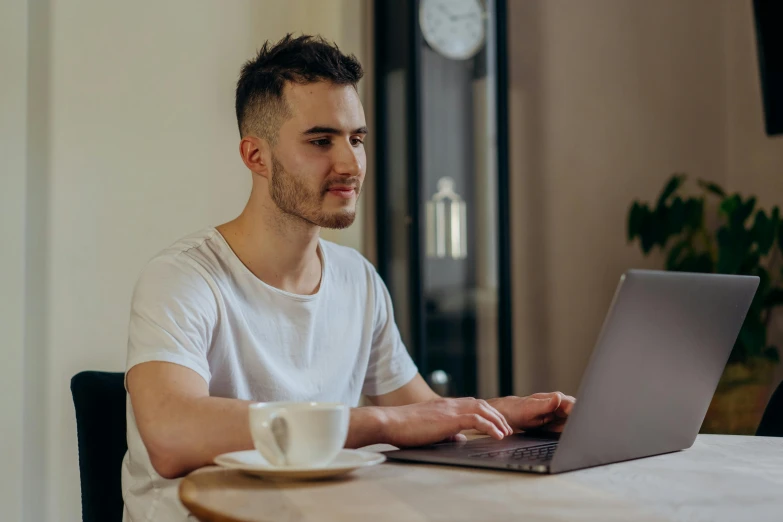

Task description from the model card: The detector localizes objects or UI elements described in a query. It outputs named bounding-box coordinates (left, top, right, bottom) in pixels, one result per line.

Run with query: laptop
left=385, top=269, right=759, bottom=474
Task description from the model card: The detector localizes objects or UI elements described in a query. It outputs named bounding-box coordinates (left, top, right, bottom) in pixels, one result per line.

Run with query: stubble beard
left=268, top=154, right=360, bottom=230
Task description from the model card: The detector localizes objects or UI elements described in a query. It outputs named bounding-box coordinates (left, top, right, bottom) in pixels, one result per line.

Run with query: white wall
left=1, top=0, right=28, bottom=520
left=9, top=2, right=371, bottom=521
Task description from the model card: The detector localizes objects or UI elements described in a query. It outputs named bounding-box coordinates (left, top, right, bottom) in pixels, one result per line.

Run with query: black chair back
left=71, top=371, right=127, bottom=522
left=757, top=379, right=783, bottom=437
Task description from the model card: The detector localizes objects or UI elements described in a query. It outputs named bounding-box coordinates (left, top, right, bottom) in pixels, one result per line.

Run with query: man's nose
left=333, top=142, right=362, bottom=176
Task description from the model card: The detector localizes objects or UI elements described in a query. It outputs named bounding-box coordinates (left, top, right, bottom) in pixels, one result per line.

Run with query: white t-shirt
left=121, top=227, right=418, bottom=522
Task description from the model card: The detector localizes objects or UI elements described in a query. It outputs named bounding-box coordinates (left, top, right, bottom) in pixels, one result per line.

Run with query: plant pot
left=700, top=361, right=775, bottom=435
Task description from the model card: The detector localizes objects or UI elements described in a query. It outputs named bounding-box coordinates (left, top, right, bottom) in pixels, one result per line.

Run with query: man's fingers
left=551, top=394, right=575, bottom=417
left=530, top=391, right=578, bottom=417
left=476, top=400, right=513, bottom=436
left=557, top=395, right=576, bottom=416
left=459, top=413, right=505, bottom=440
left=528, top=392, right=562, bottom=416
left=530, top=392, right=559, bottom=400
left=517, top=392, right=575, bottom=430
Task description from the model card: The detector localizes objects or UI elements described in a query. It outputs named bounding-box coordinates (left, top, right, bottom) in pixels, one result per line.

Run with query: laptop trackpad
left=428, top=432, right=560, bottom=453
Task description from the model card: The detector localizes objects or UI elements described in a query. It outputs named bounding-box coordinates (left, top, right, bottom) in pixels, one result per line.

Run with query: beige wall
left=509, top=0, right=783, bottom=396
left=724, top=2, right=783, bottom=201
left=724, top=1, right=783, bottom=386
left=8, top=2, right=372, bottom=521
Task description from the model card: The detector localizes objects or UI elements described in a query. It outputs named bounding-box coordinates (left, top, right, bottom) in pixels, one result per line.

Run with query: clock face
left=419, top=0, right=486, bottom=60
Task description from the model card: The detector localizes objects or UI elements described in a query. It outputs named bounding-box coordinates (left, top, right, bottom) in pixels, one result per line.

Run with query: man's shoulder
left=137, top=228, right=224, bottom=287
left=153, top=227, right=222, bottom=261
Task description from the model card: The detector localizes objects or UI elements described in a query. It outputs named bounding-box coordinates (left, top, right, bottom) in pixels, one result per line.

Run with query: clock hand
left=437, top=1, right=460, bottom=22
left=451, top=12, right=480, bottom=21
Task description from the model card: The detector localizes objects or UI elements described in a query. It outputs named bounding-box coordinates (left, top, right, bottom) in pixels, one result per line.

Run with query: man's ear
left=239, top=135, right=272, bottom=179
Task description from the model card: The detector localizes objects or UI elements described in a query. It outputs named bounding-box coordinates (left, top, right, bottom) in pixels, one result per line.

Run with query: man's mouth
left=326, top=186, right=358, bottom=198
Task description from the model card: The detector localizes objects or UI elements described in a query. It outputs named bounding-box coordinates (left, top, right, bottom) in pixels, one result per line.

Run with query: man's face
left=268, top=81, right=367, bottom=229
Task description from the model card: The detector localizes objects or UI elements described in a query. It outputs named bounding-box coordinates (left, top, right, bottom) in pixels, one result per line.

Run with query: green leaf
left=771, top=206, right=781, bottom=252
left=684, top=198, right=704, bottom=230
left=778, top=212, right=783, bottom=256
left=748, top=268, right=770, bottom=316
left=697, top=179, right=727, bottom=198
left=723, top=195, right=757, bottom=229
left=719, top=194, right=741, bottom=218
left=729, top=336, right=749, bottom=364
left=665, top=240, right=689, bottom=271
left=668, top=197, right=686, bottom=236
left=657, top=174, right=686, bottom=209
left=640, top=210, right=656, bottom=254
left=628, top=202, right=644, bottom=242
left=752, top=209, right=776, bottom=255
left=738, top=316, right=767, bottom=357
left=738, top=197, right=757, bottom=228
left=763, top=288, right=783, bottom=308
left=675, top=253, right=713, bottom=273
left=740, top=251, right=762, bottom=275
left=651, top=209, right=670, bottom=249
left=695, top=253, right=715, bottom=272
left=716, top=226, right=752, bottom=273
left=752, top=208, right=769, bottom=234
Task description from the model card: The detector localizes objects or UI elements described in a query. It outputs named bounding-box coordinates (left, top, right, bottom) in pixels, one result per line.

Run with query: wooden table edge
left=179, top=472, right=240, bottom=522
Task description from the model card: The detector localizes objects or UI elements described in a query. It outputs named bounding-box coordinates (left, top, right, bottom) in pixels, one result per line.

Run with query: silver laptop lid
left=550, top=270, right=758, bottom=473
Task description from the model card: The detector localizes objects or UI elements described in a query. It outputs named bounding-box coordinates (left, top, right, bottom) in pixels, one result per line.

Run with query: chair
left=757, top=379, right=783, bottom=437
left=71, top=371, right=127, bottom=522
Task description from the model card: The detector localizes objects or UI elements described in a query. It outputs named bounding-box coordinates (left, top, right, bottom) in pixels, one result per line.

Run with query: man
left=122, top=34, right=574, bottom=522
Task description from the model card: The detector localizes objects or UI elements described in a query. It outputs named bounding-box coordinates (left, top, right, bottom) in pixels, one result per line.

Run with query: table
left=179, top=435, right=783, bottom=522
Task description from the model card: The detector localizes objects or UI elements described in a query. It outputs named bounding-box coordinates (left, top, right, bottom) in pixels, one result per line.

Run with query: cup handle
left=254, top=410, right=289, bottom=466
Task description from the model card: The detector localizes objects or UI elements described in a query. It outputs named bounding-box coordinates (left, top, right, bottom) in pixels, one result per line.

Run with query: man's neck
left=216, top=198, right=323, bottom=296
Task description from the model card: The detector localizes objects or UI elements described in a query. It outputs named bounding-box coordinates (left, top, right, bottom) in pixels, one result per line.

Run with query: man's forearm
left=145, top=395, right=256, bottom=479
left=344, top=406, right=390, bottom=448
left=146, top=398, right=393, bottom=478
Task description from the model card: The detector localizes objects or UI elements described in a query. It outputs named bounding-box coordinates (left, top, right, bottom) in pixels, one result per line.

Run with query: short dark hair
left=235, top=34, right=364, bottom=141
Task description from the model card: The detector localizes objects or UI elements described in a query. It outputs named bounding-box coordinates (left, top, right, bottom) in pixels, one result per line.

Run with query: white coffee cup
left=248, top=402, right=349, bottom=468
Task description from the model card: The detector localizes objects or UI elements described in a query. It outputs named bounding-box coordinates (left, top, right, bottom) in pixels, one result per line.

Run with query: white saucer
left=213, top=449, right=386, bottom=480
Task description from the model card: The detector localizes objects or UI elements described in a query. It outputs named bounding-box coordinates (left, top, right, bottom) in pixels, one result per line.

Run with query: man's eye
left=351, top=138, right=365, bottom=146
left=311, top=139, right=331, bottom=147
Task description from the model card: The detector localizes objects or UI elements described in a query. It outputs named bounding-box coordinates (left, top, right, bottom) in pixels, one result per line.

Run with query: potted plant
left=627, top=174, right=783, bottom=434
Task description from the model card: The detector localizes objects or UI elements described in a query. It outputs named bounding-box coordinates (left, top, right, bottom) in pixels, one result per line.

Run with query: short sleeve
left=126, top=255, right=217, bottom=387
left=362, top=267, right=419, bottom=396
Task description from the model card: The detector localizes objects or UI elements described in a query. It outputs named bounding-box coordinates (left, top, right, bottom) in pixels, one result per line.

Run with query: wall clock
left=419, top=0, right=486, bottom=60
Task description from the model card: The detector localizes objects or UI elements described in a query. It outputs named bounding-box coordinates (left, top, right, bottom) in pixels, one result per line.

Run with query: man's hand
left=488, top=392, right=576, bottom=433
left=363, top=376, right=576, bottom=446
left=376, top=397, right=514, bottom=447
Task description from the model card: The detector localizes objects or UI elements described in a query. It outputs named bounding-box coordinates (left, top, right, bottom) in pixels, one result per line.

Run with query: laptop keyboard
left=469, top=442, right=558, bottom=463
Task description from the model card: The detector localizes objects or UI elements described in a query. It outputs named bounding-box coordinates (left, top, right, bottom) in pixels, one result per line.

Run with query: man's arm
left=128, top=363, right=514, bottom=479
left=127, top=362, right=256, bottom=479
left=365, top=373, right=577, bottom=435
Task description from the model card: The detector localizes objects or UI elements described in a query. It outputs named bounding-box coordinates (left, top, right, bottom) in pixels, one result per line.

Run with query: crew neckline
left=208, top=227, right=326, bottom=302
